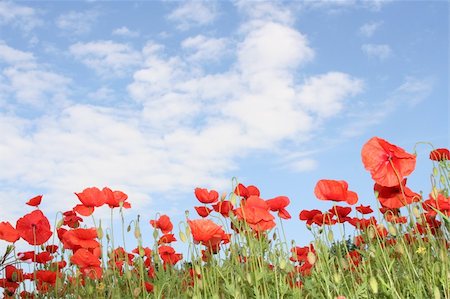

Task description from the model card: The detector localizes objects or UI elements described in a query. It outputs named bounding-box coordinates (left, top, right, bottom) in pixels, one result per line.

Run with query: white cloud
left=395, top=76, right=434, bottom=106
left=3, top=67, right=70, bottom=106
left=88, top=86, right=116, bottom=102
left=181, top=35, right=228, bottom=62
left=167, top=1, right=217, bottom=30
left=69, top=40, right=142, bottom=77
left=112, top=26, right=140, bottom=38
left=56, top=10, right=99, bottom=35
left=0, top=40, right=36, bottom=67
left=288, top=158, right=318, bottom=172
left=359, top=21, right=383, bottom=37
left=235, top=0, right=295, bottom=28
left=297, top=72, right=364, bottom=118
left=0, top=41, right=71, bottom=107
left=340, top=76, right=434, bottom=138
left=237, top=22, right=314, bottom=75
left=0, top=1, right=42, bottom=31
left=361, top=43, right=392, bottom=60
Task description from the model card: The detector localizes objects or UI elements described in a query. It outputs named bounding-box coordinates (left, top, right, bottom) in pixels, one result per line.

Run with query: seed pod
left=369, top=276, right=378, bottom=294
left=307, top=252, right=316, bottom=265
left=179, top=231, right=187, bottom=243
left=387, top=223, right=397, bottom=236
left=327, top=230, right=334, bottom=242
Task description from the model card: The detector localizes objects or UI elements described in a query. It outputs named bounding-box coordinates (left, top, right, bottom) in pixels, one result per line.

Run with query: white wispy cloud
left=359, top=21, right=383, bottom=37
left=340, top=76, right=434, bottom=138
left=69, top=40, right=142, bottom=77
left=181, top=35, right=228, bottom=62
left=361, top=43, right=392, bottom=60
left=56, top=10, right=99, bottom=35
left=0, top=1, right=42, bottom=31
left=298, top=72, right=364, bottom=118
left=0, top=40, right=36, bottom=67
left=112, top=26, right=140, bottom=38
left=167, top=1, right=217, bottom=31
left=0, top=41, right=71, bottom=108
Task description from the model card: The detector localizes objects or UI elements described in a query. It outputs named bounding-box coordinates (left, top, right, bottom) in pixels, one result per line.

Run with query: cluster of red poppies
left=0, top=137, right=448, bottom=298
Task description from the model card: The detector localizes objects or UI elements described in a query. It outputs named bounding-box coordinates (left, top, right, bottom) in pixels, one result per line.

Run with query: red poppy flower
left=234, top=184, right=260, bottom=199
left=290, top=244, right=315, bottom=263
left=314, top=180, right=358, bottom=205
left=158, top=246, right=182, bottom=266
left=361, top=137, right=416, bottom=187
left=328, top=206, right=352, bottom=222
left=422, top=193, right=450, bottom=216
left=150, top=215, right=173, bottom=234
left=5, top=265, right=24, bottom=283
left=62, top=210, right=83, bottom=228
left=103, top=187, right=131, bottom=209
left=45, top=245, right=58, bottom=253
left=194, top=206, right=212, bottom=218
left=266, top=196, right=291, bottom=219
left=430, top=148, right=450, bottom=161
left=188, top=219, right=227, bottom=249
left=234, top=196, right=276, bottom=232
left=374, top=178, right=420, bottom=209
left=158, top=233, right=177, bottom=245
left=34, top=251, right=53, bottom=264
left=145, top=282, right=154, bottom=293
left=348, top=216, right=377, bottom=230
left=60, top=228, right=100, bottom=250
left=299, top=209, right=322, bottom=226
left=194, top=188, right=219, bottom=204
left=355, top=204, right=373, bottom=215
left=74, top=187, right=107, bottom=216
left=16, top=210, right=52, bottom=245
left=26, top=195, right=43, bottom=207
left=70, top=248, right=102, bottom=279
left=35, top=270, right=60, bottom=293
left=0, top=221, right=20, bottom=243
left=212, top=200, right=234, bottom=217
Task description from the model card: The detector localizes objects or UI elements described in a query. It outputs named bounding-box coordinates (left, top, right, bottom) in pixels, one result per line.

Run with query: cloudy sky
left=0, top=1, right=448, bottom=251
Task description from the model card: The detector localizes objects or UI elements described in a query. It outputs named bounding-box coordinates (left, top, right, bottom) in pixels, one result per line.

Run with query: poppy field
left=0, top=136, right=449, bottom=298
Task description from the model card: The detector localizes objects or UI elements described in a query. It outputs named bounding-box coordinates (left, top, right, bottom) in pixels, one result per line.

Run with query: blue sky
left=0, top=1, right=448, bottom=253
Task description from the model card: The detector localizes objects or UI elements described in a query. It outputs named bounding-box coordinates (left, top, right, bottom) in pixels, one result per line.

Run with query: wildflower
left=328, top=206, right=352, bottom=223
left=314, top=179, right=358, bottom=205
left=430, top=148, right=450, bottom=161
left=355, top=204, right=373, bottom=215
left=16, top=210, right=52, bottom=245
left=416, top=246, right=426, bottom=255
left=62, top=210, right=83, bottom=228
left=158, top=246, right=182, bottom=266
left=194, top=188, right=219, bottom=204
left=0, top=221, right=20, bottom=243
left=70, top=248, right=102, bottom=279
left=194, top=206, right=213, bottom=218
left=103, top=187, right=131, bottom=209
left=374, top=178, right=420, bottom=208
left=74, top=187, right=107, bottom=216
left=266, top=196, right=291, bottom=219
left=299, top=209, right=322, bottom=225
left=60, top=228, right=100, bottom=250
left=234, top=196, right=276, bottom=232
left=212, top=200, right=234, bottom=217
left=26, top=195, right=42, bottom=207
left=158, top=233, right=177, bottom=244
left=150, top=215, right=173, bottom=234
left=234, top=183, right=260, bottom=199
left=188, top=219, right=227, bottom=251
left=361, top=137, right=416, bottom=187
